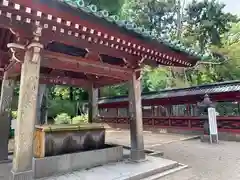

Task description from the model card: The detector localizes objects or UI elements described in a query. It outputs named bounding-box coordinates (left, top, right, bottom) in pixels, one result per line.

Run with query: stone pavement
left=154, top=139, right=240, bottom=180
left=0, top=160, right=11, bottom=180
left=105, top=129, right=197, bottom=150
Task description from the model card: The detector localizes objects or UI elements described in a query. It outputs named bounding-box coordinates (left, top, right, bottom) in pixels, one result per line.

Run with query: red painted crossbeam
left=39, top=74, right=91, bottom=89
left=43, top=50, right=133, bottom=80
left=5, top=58, right=127, bottom=88
left=40, top=74, right=125, bottom=88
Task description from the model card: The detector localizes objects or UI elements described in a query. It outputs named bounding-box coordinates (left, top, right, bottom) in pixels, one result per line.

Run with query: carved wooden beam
left=0, top=50, right=11, bottom=67
left=5, top=59, right=127, bottom=88
left=5, top=61, right=21, bottom=78
left=39, top=74, right=91, bottom=89
left=10, top=69, right=124, bottom=88
left=85, top=51, right=101, bottom=62
left=94, top=79, right=126, bottom=88
left=43, top=50, right=133, bottom=80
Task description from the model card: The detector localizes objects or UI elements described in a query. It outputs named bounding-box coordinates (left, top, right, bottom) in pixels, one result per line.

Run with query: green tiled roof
left=61, top=0, right=212, bottom=61
left=98, top=80, right=240, bottom=104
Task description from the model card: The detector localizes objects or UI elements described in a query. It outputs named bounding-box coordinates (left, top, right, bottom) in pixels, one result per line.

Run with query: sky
left=220, top=0, right=240, bottom=16
left=185, top=0, right=240, bottom=16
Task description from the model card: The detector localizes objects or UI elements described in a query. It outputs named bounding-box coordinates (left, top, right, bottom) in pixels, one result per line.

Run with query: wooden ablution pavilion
left=0, top=0, right=204, bottom=179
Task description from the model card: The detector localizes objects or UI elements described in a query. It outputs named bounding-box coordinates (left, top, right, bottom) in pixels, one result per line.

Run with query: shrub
left=54, top=113, right=72, bottom=124
left=48, top=99, right=76, bottom=118
left=72, top=114, right=88, bottom=124
left=11, top=111, right=17, bottom=119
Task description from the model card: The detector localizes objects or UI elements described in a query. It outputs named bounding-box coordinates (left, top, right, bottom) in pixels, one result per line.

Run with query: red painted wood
left=6, top=61, right=127, bottom=87
left=6, top=62, right=21, bottom=78
left=0, top=13, right=33, bottom=38
left=0, top=50, right=10, bottom=68
left=85, top=52, right=100, bottom=62
left=99, top=116, right=240, bottom=133
left=9, top=0, right=197, bottom=67
left=43, top=50, right=133, bottom=80
left=6, top=62, right=127, bottom=88
left=0, top=4, right=139, bottom=63
left=39, top=74, right=91, bottom=89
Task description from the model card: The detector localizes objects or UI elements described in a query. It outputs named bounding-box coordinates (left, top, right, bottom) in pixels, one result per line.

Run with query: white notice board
left=208, top=108, right=218, bottom=135
left=11, top=119, right=16, bottom=130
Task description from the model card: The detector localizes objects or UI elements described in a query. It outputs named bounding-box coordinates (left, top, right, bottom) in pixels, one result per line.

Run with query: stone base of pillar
left=201, top=135, right=218, bottom=143
left=10, top=170, right=33, bottom=180
left=130, top=149, right=146, bottom=162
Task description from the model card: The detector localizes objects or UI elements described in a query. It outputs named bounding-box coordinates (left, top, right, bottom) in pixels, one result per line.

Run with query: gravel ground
left=153, top=139, right=240, bottom=180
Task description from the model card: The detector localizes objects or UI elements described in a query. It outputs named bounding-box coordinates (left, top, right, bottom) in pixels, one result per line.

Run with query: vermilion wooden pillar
left=88, top=84, right=98, bottom=123
left=128, top=71, right=145, bottom=161
left=11, top=30, right=43, bottom=180
left=0, top=72, right=14, bottom=163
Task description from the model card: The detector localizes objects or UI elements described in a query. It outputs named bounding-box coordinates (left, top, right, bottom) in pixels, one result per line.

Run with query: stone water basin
left=34, top=123, right=105, bottom=158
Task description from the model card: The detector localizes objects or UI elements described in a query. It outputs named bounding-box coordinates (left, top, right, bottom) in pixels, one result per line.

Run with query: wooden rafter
left=0, top=1, right=197, bottom=67
left=0, top=13, right=138, bottom=66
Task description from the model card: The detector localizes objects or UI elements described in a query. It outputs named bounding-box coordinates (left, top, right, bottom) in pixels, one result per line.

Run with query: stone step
left=39, top=156, right=183, bottom=180
left=140, top=163, right=188, bottom=180
left=118, top=160, right=179, bottom=180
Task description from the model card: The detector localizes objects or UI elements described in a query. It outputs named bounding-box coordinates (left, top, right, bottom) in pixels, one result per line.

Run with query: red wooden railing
left=98, top=116, right=240, bottom=133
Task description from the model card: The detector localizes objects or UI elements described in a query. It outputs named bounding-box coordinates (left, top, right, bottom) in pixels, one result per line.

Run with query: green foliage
left=97, top=0, right=240, bottom=97
left=54, top=113, right=88, bottom=125
left=51, top=85, right=88, bottom=101
left=100, top=83, right=128, bottom=97
left=54, top=113, right=72, bottom=124
left=213, top=24, right=240, bottom=80
left=185, top=0, right=239, bottom=51
left=72, top=114, right=88, bottom=124
left=48, top=99, right=76, bottom=118
left=11, top=111, right=17, bottom=119
left=86, top=0, right=125, bottom=14
left=121, top=0, right=180, bottom=36
left=52, top=86, right=70, bottom=100
left=142, top=66, right=173, bottom=92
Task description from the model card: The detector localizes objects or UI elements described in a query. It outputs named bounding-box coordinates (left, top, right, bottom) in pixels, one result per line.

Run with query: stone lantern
left=197, top=94, right=215, bottom=135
